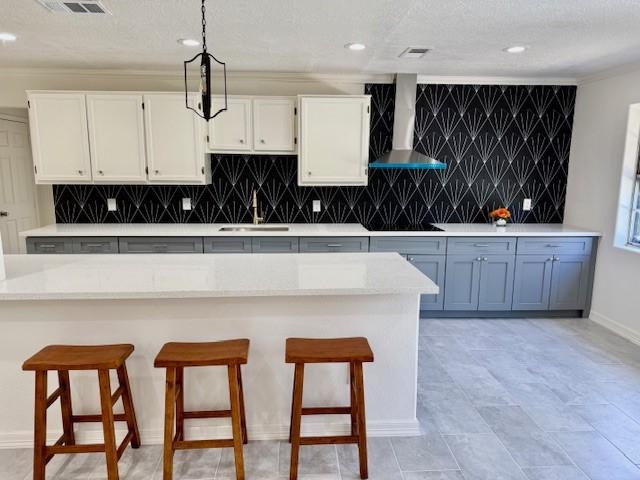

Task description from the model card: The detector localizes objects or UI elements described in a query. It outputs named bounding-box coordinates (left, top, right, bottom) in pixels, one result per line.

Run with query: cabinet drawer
left=517, top=237, right=593, bottom=255
left=203, top=237, right=252, bottom=253
left=26, top=237, right=73, bottom=254
left=251, top=237, right=299, bottom=253
left=299, top=237, right=369, bottom=252
left=447, top=237, right=516, bottom=254
left=72, top=237, right=118, bottom=254
left=370, top=237, right=446, bottom=254
left=119, top=237, right=203, bottom=254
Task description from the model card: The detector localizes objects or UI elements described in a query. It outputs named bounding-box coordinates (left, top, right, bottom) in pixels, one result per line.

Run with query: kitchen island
left=0, top=252, right=437, bottom=448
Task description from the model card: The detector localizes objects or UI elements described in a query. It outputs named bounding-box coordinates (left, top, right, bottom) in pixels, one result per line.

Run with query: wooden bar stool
left=22, top=344, right=141, bottom=480
left=285, top=337, right=374, bottom=480
left=154, top=339, right=249, bottom=480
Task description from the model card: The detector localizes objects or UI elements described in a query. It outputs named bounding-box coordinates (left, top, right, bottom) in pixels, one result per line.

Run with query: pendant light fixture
left=184, top=0, right=227, bottom=122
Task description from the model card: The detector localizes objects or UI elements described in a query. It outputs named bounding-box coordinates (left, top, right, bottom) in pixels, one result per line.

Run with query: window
left=630, top=151, right=640, bottom=247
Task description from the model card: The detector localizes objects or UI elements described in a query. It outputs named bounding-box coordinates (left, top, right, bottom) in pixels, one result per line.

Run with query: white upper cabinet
left=28, top=92, right=92, bottom=184
left=298, top=95, right=370, bottom=186
left=253, top=97, right=296, bottom=152
left=86, top=94, right=147, bottom=184
left=208, top=96, right=252, bottom=152
left=143, top=93, right=209, bottom=184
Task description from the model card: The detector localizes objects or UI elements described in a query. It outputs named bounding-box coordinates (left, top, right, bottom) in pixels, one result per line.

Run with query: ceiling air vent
left=35, top=0, right=111, bottom=14
left=399, top=47, right=431, bottom=59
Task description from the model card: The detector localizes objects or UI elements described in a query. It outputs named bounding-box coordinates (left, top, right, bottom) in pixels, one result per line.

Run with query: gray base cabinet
left=444, top=255, right=481, bottom=310
left=251, top=237, right=299, bottom=253
left=478, top=255, right=515, bottom=310
left=119, top=237, right=204, bottom=254
left=299, top=237, right=369, bottom=252
left=203, top=237, right=252, bottom=253
left=512, top=255, right=552, bottom=310
left=407, top=255, right=446, bottom=310
left=26, top=237, right=73, bottom=254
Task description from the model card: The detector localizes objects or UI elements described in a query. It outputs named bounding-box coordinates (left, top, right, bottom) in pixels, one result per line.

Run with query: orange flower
left=489, top=208, right=511, bottom=219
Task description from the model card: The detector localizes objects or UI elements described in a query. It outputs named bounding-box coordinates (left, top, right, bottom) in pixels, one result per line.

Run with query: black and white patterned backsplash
left=53, top=83, right=576, bottom=225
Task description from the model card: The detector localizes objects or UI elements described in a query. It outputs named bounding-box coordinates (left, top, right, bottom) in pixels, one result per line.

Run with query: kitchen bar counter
left=0, top=252, right=432, bottom=447
left=0, top=252, right=437, bottom=300
left=19, top=223, right=601, bottom=238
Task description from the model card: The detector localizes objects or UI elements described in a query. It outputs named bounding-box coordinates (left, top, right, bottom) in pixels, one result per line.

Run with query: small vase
left=495, top=218, right=507, bottom=227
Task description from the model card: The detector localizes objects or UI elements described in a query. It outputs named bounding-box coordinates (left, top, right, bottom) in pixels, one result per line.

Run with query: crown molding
left=416, top=74, right=577, bottom=86
left=577, top=61, right=640, bottom=85
left=0, top=67, right=394, bottom=84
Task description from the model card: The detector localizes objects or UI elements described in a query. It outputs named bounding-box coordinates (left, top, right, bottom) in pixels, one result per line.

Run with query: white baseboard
left=590, top=310, right=640, bottom=346
left=0, top=420, right=421, bottom=449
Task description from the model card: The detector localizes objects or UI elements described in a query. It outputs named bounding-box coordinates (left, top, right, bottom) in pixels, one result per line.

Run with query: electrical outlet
left=312, top=200, right=321, bottom=212
left=182, top=198, right=192, bottom=211
left=107, top=198, right=117, bottom=212
left=523, top=198, right=532, bottom=211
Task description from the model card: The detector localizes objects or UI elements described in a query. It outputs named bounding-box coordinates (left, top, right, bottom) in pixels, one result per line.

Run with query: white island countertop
left=19, top=223, right=601, bottom=237
left=0, top=252, right=438, bottom=301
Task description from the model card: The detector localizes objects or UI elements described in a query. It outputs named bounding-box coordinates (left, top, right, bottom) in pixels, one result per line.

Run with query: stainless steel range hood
left=369, top=73, right=447, bottom=170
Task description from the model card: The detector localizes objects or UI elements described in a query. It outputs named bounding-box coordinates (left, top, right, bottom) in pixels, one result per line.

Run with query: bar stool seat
left=286, top=337, right=374, bottom=480
left=23, top=344, right=134, bottom=371
left=155, top=339, right=249, bottom=480
left=22, top=344, right=140, bottom=480
left=155, top=339, right=249, bottom=367
left=285, top=337, right=374, bottom=364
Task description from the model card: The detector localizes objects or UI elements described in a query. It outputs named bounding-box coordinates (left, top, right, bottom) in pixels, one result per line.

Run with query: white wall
left=565, top=66, right=640, bottom=341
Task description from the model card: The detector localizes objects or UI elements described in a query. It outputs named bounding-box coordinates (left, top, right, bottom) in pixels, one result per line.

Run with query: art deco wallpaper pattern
left=53, top=83, right=576, bottom=225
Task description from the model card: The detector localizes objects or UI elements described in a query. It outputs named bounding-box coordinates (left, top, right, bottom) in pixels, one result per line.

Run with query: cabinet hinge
left=145, top=166, right=148, bottom=174
left=367, top=105, right=370, bottom=114
left=201, top=166, right=205, bottom=174
left=142, top=102, right=145, bottom=110
left=34, top=165, right=37, bottom=174
left=294, top=107, right=297, bottom=115
left=294, top=137, right=297, bottom=145
left=27, top=100, right=30, bottom=108
left=206, top=135, right=210, bottom=143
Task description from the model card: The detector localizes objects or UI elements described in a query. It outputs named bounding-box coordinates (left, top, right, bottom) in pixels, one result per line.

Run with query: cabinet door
left=252, top=237, right=299, bottom=253
left=28, top=93, right=92, bottom=183
left=298, top=96, right=370, bottom=186
left=144, top=94, right=207, bottom=184
left=87, top=94, right=147, bottom=183
left=549, top=255, right=590, bottom=310
left=208, top=97, right=252, bottom=151
left=253, top=98, right=295, bottom=152
left=478, top=255, right=515, bottom=311
left=512, top=255, right=553, bottom=310
left=443, top=255, right=481, bottom=311
left=408, top=255, right=445, bottom=311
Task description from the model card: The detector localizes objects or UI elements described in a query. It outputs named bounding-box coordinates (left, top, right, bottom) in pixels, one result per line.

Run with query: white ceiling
left=2, top=0, right=640, bottom=80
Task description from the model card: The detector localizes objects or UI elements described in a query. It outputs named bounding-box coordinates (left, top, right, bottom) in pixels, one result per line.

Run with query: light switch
left=312, top=200, right=321, bottom=212
left=523, top=198, right=532, bottom=211
left=107, top=198, right=117, bottom=212
left=182, top=198, right=192, bottom=211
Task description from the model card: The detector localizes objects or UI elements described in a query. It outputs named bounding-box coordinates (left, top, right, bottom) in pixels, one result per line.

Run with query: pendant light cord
left=201, top=0, right=207, bottom=53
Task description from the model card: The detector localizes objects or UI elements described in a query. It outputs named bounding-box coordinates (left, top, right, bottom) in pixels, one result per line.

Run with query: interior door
left=87, top=94, right=147, bottom=183
left=0, top=118, right=39, bottom=253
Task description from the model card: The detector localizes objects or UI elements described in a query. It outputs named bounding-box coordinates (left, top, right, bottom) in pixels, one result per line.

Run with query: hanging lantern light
left=184, top=0, right=227, bottom=121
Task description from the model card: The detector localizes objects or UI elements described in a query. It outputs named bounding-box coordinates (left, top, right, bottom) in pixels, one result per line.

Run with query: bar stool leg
left=228, top=365, right=245, bottom=480
left=117, top=365, right=141, bottom=448
left=236, top=365, right=248, bottom=444
left=33, top=370, right=48, bottom=480
left=175, top=367, right=184, bottom=442
left=353, top=362, right=368, bottom=479
left=162, top=368, right=176, bottom=480
left=58, top=370, right=75, bottom=446
left=289, top=363, right=305, bottom=480
left=98, top=370, right=120, bottom=480
left=350, top=363, right=358, bottom=437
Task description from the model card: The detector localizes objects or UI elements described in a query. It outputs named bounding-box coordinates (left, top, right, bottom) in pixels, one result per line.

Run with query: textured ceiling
left=2, top=0, right=640, bottom=79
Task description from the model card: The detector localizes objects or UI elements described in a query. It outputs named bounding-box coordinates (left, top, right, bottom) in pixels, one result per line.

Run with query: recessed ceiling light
left=504, top=45, right=528, bottom=54
left=178, top=38, right=200, bottom=47
left=345, top=42, right=366, bottom=51
left=0, top=32, right=17, bottom=42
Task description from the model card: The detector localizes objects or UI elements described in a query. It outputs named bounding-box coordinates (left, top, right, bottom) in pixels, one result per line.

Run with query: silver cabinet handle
left=98, top=170, right=104, bottom=175
left=260, top=139, right=265, bottom=144
left=78, top=170, right=83, bottom=175
left=39, top=244, right=57, bottom=249
left=239, top=139, right=245, bottom=144
left=476, top=257, right=482, bottom=261
left=474, top=244, right=490, bottom=247
left=154, top=170, right=160, bottom=175
left=0, top=211, right=8, bottom=217
left=85, top=243, right=105, bottom=248
left=483, top=257, right=488, bottom=261
left=546, top=244, right=562, bottom=248
left=152, top=244, right=168, bottom=249
left=327, top=244, right=343, bottom=248
left=554, top=256, right=560, bottom=261
left=308, top=171, right=312, bottom=176
left=408, top=257, right=414, bottom=262
left=547, top=257, right=553, bottom=262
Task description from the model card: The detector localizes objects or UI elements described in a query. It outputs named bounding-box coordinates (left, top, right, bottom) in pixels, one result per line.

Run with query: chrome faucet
left=252, top=190, right=264, bottom=225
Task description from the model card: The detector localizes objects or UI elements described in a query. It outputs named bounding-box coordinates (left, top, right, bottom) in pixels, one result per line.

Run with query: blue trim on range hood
left=369, top=149, right=447, bottom=169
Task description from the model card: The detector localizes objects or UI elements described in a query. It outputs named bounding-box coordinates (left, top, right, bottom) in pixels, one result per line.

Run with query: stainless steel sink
left=219, top=226, right=290, bottom=232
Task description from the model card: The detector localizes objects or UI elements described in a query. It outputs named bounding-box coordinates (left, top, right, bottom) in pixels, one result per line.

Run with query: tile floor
left=4, top=317, right=640, bottom=479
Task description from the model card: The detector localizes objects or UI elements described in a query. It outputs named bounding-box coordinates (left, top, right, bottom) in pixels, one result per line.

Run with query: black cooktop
left=364, top=223, right=444, bottom=232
